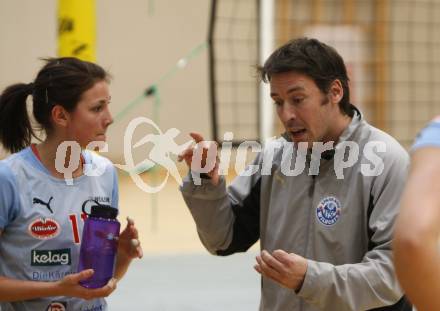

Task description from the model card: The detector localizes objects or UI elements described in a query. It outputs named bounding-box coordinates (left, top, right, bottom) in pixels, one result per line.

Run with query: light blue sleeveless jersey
left=0, top=147, right=118, bottom=311
left=412, top=116, right=440, bottom=150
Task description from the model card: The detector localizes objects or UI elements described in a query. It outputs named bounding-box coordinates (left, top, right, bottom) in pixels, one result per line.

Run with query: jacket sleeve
left=179, top=154, right=262, bottom=256
left=297, top=144, right=411, bottom=311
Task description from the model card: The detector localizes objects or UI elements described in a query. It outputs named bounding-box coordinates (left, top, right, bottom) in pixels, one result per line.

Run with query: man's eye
left=273, top=101, right=282, bottom=107
left=92, top=106, right=103, bottom=112
left=292, top=97, right=304, bottom=104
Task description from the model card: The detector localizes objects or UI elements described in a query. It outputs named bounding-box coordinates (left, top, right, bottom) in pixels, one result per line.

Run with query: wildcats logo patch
left=28, top=218, right=60, bottom=239
left=316, top=196, right=342, bottom=226
left=31, top=249, right=71, bottom=266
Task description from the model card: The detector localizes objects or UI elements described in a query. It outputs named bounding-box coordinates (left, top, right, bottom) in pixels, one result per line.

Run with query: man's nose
left=279, top=103, right=297, bottom=122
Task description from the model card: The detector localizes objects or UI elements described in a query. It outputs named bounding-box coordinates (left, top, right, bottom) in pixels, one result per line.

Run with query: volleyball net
left=209, top=0, right=440, bottom=148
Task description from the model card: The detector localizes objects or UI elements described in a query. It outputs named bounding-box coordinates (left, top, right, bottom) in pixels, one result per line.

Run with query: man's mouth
left=290, top=129, right=307, bottom=139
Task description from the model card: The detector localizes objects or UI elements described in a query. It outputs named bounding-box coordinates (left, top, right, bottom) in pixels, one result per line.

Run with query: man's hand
left=57, top=269, right=117, bottom=300
left=177, top=132, right=220, bottom=185
left=254, top=249, right=308, bottom=291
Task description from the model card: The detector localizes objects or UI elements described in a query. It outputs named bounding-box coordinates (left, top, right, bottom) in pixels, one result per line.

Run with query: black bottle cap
left=82, top=199, right=118, bottom=219
left=90, top=204, right=118, bottom=219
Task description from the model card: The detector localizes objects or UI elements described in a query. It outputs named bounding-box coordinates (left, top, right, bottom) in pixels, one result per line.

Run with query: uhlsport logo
left=316, top=196, right=342, bottom=226
left=82, top=304, right=104, bottom=311
left=31, top=249, right=71, bottom=266
left=28, top=218, right=60, bottom=239
left=46, top=301, right=66, bottom=311
left=88, top=196, right=110, bottom=204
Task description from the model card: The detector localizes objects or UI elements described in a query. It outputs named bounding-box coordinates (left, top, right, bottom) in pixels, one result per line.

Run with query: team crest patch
left=316, top=196, right=342, bottom=226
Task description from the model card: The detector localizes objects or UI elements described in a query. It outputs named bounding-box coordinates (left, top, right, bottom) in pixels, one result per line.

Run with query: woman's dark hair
left=258, top=37, right=353, bottom=117
left=0, top=57, right=109, bottom=153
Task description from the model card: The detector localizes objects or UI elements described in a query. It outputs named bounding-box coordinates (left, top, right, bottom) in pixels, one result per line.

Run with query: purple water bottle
left=78, top=200, right=120, bottom=288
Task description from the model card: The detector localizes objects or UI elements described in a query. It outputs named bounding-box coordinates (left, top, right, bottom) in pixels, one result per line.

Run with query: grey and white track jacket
left=180, top=110, right=411, bottom=311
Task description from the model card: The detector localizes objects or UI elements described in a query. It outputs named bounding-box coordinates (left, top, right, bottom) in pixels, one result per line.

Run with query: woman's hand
left=118, top=216, right=143, bottom=260
left=56, top=269, right=117, bottom=300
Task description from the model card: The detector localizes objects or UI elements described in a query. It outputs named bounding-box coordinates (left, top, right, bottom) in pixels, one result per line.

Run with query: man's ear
left=51, top=105, right=70, bottom=127
left=329, top=79, right=344, bottom=105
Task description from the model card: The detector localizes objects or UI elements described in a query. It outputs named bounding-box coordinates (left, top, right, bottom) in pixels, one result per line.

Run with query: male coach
left=179, top=38, right=411, bottom=311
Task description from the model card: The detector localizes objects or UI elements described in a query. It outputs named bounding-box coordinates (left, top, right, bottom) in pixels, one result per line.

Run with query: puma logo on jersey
left=33, top=196, right=54, bottom=214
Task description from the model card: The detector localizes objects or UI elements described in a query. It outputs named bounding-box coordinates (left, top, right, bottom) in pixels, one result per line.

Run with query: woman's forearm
left=0, top=276, right=61, bottom=302
left=114, top=252, right=133, bottom=281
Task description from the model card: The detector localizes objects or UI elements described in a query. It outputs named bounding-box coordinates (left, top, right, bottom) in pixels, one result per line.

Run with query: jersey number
left=68, top=213, right=88, bottom=244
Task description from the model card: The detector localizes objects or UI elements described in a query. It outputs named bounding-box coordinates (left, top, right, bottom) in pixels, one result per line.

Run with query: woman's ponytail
left=0, top=83, right=35, bottom=153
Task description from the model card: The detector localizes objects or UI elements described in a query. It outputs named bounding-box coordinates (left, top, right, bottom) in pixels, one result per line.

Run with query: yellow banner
left=58, top=0, right=96, bottom=61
